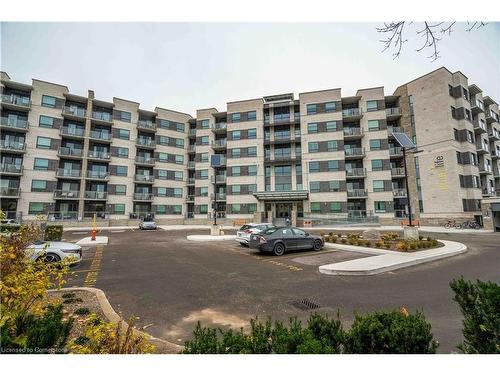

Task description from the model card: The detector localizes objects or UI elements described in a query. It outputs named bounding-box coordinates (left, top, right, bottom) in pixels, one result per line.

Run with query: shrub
left=409, top=241, right=418, bottom=251
left=344, top=310, right=438, bottom=354
left=75, top=307, right=90, bottom=316
left=375, top=241, right=384, bottom=248
left=44, top=225, right=63, bottom=241
left=450, top=277, right=500, bottom=354
left=340, top=238, right=347, bottom=244
left=419, top=235, right=424, bottom=240
left=347, top=233, right=361, bottom=241
left=395, top=241, right=409, bottom=252
left=323, top=235, right=330, bottom=242
left=0, top=224, right=21, bottom=233
left=62, top=293, right=75, bottom=299
left=426, top=236, right=432, bottom=241
left=328, top=232, right=334, bottom=237
left=329, top=235, right=338, bottom=243
left=381, top=232, right=399, bottom=242
left=74, top=335, right=90, bottom=346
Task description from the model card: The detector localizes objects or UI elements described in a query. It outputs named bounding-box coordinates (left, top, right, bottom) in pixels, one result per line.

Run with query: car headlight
left=62, top=248, right=81, bottom=254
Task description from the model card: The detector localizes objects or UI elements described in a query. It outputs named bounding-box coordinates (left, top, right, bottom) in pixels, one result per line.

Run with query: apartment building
left=1, top=67, right=499, bottom=229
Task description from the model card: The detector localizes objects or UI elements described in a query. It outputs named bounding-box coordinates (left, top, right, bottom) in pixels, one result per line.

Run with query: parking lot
left=62, top=227, right=499, bottom=353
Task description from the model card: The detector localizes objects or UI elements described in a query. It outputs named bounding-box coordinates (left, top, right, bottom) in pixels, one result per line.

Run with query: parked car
left=26, top=240, right=82, bottom=263
left=249, top=227, right=324, bottom=256
left=139, top=218, right=157, bottom=230
left=1, top=219, right=18, bottom=225
left=236, top=223, right=275, bottom=246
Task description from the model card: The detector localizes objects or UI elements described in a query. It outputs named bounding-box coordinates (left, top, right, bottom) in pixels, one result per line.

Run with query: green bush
left=450, top=277, right=500, bottom=353
left=0, top=224, right=21, bottom=233
left=74, top=307, right=90, bottom=316
left=344, top=310, right=438, bottom=354
left=44, top=225, right=63, bottom=241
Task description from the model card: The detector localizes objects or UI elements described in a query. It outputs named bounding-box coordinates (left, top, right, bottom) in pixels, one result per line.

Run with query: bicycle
left=444, top=220, right=462, bottom=229
left=461, top=220, right=481, bottom=229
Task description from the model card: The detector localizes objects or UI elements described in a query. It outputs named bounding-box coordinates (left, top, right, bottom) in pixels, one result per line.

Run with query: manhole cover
left=290, top=298, right=321, bottom=311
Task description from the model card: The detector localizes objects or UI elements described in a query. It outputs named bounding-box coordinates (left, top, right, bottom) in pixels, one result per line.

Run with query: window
left=327, top=160, right=339, bottom=171
left=231, top=204, right=241, bottom=213
left=200, top=187, right=208, bottom=197
left=39, top=115, right=54, bottom=128
left=310, top=181, right=320, bottom=193
left=374, top=201, right=387, bottom=213
left=248, top=147, right=257, bottom=157
left=113, top=204, right=125, bottom=215
left=307, top=104, right=317, bottom=115
left=201, top=153, right=209, bottom=163
left=118, top=111, right=131, bottom=123
left=36, top=137, right=51, bottom=149
left=174, top=188, right=182, bottom=198
left=369, top=139, right=381, bottom=150
left=325, top=102, right=336, bottom=113
left=158, top=153, right=168, bottom=162
left=158, top=136, right=169, bottom=145
left=309, top=162, right=320, bottom=173
left=175, top=155, right=184, bottom=164
left=326, top=121, right=338, bottom=132
left=201, top=119, right=209, bottom=129
left=41, top=95, right=56, bottom=108
left=156, top=205, right=166, bottom=214
left=448, top=84, right=454, bottom=96
left=34, top=158, right=49, bottom=171
left=200, top=169, right=208, bottom=179
left=248, top=165, right=257, bottom=176
left=232, top=185, right=241, bottom=195
left=368, top=120, right=380, bottom=131
left=175, top=138, right=184, bottom=148
left=310, top=202, right=321, bottom=213
left=232, top=130, right=241, bottom=140
left=158, top=119, right=169, bottom=129
left=329, top=181, right=341, bottom=192
left=115, top=185, right=126, bottom=195
left=247, top=111, right=257, bottom=121
left=371, top=159, right=383, bottom=171
left=232, top=148, right=241, bottom=158
left=231, top=113, right=241, bottom=122
left=248, top=203, right=257, bottom=214
left=327, top=140, right=338, bottom=151
left=199, top=204, right=208, bottom=214
left=366, top=100, right=378, bottom=111
left=308, top=142, right=319, bottom=153
left=176, top=123, right=185, bottom=133
left=157, top=187, right=167, bottom=197
left=248, top=128, right=257, bottom=139
left=174, top=171, right=183, bottom=181
left=373, top=180, right=385, bottom=192
left=31, top=180, right=47, bottom=192
left=232, top=166, right=241, bottom=176
left=307, top=123, right=318, bottom=134
left=201, top=136, right=209, bottom=145
left=118, top=129, right=130, bottom=140
left=248, top=184, right=256, bottom=194
left=116, top=166, right=128, bottom=176
left=329, top=202, right=342, bottom=213
left=117, top=147, right=129, bottom=158
left=29, top=202, right=45, bottom=214
left=158, top=170, right=167, bottom=179
left=173, top=205, right=182, bottom=214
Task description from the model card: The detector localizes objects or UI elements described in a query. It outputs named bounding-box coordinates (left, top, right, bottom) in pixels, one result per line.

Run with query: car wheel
left=313, top=240, right=322, bottom=251
left=42, top=253, right=61, bottom=263
left=239, top=243, right=248, bottom=247
left=273, top=243, right=285, bottom=256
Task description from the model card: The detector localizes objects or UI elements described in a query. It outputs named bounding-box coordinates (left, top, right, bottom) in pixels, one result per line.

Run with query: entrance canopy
left=253, top=190, right=309, bottom=201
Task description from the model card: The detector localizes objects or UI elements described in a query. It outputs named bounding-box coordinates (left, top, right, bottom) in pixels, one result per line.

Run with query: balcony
left=53, top=190, right=80, bottom=199
left=188, top=161, right=196, bottom=169
left=485, top=109, right=499, bottom=124
left=387, top=126, right=404, bottom=136
left=0, top=117, right=29, bottom=132
left=135, top=155, right=155, bottom=166
left=0, top=187, right=20, bottom=198
left=479, top=165, right=492, bottom=175
left=62, top=106, right=87, bottom=119
left=491, top=150, right=500, bottom=160
left=1, top=94, right=31, bottom=111
left=136, top=138, right=156, bottom=149
left=212, top=122, right=227, bottom=134
left=58, top=147, right=83, bottom=159
left=213, top=156, right=227, bottom=167
left=471, top=99, right=485, bottom=114
left=0, top=140, right=26, bottom=153
left=488, top=129, right=500, bottom=141
left=60, top=127, right=85, bottom=139
left=389, top=147, right=404, bottom=158
left=56, top=169, right=81, bottom=179
left=134, top=174, right=155, bottom=183
left=347, top=189, right=367, bottom=198
left=87, top=150, right=111, bottom=161
left=473, top=120, right=487, bottom=133
left=137, top=120, right=157, bottom=132
left=133, top=193, right=154, bottom=201
left=89, top=130, right=112, bottom=142
left=344, top=147, right=365, bottom=159
left=214, top=192, right=226, bottom=201
left=0, top=163, right=23, bottom=175
left=188, top=145, right=196, bottom=153
left=86, top=170, right=110, bottom=180
left=264, top=154, right=301, bottom=164
left=475, top=142, right=489, bottom=155
left=385, top=107, right=401, bottom=119
left=211, top=139, right=227, bottom=150
left=482, top=188, right=495, bottom=197
left=343, top=127, right=363, bottom=139
left=345, top=168, right=366, bottom=178
left=91, top=111, right=113, bottom=124
left=342, top=108, right=362, bottom=119
left=186, top=194, right=195, bottom=202
left=211, top=175, right=227, bottom=184
left=187, top=177, right=195, bottom=185
left=391, top=167, right=406, bottom=177
left=188, top=129, right=197, bottom=137
left=84, top=191, right=108, bottom=200
left=393, top=188, right=407, bottom=197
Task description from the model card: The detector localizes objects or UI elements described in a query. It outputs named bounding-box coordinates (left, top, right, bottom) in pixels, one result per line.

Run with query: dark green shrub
left=74, top=335, right=90, bottom=346
left=344, top=310, right=438, bottom=354
left=62, top=293, right=75, bottom=299
left=74, top=307, right=90, bottom=316
left=0, top=224, right=21, bottom=233
left=450, top=277, right=500, bottom=353
left=44, top=225, right=63, bottom=241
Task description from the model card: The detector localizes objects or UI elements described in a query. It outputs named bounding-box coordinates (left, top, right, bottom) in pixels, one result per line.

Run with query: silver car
left=139, top=219, right=157, bottom=230
left=26, top=240, right=82, bottom=263
left=235, top=223, right=275, bottom=246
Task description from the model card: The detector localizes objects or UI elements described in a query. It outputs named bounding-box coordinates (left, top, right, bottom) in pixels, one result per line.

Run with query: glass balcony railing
left=87, top=170, right=109, bottom=179
left=133, top=193, right=154, bottom=201
left=342, top=108, right=362, bottom=117
left=0, top=187, right=20, bottom=197
left=385, top=107, right=401, bottom=116
left=135, top=174, right=154, bottom=183
left=60, top=127, right=85, bottom=137
left=389, top=147, right=403, bottom=156
left=1, top=94, right=31, bottom=107
left=345, top=168, right=366, bottom=177
left=137, top=138, right=156, bottom=147
left=393, top=188, right=407, bottom=197
left=85, top=191, right=108, bottom=200
left=88, top=150, right=111, bottom=159
left=0, top=140, right=26, bottom=151
left=0, top=117, right=29, bottom=130
left=90, top=131, right=112, bottom=141
left=62, top=106, right=87, bottom=117
left=92, top=111, right=113, bottom=122
left=137, top=120, right=157, bottom=131
left=0, top=163, right=22, bottom=174
left=53, top=190, right=80, bottom=199
left=391, top=167, right=405, bottom=176
left=135, top=155, right=155, bottom=165
left=347, top=189, right=367, bottom=198
left=344, top=147, right=365, bottom=157
left=343, top=127, right=363, bottom=137
left=56, top=169, right=81, bottom=178
left=58, top=147, right=83, bottom=157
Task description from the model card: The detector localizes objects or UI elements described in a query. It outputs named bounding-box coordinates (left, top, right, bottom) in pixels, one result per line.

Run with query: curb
left=49, top=286, right=183, bottom=353
left=186, top=234, right=237, bottom=241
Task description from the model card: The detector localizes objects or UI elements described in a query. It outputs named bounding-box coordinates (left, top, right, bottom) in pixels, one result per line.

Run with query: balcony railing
left=346, top=168, right=366, bottom=177
left=0, top=117, right=29, bottom=130
left=0, top=140, right=26, bottom=151
left=0, top=163, right=23, bottom=174
left=85, top=191, right=108, bottom=200
left=212, top=139, right=227, bottom=148
left=188, top=161, right=196, bottom=169
left=475, top=142, right=489, bottom=153
left=135, top=174, right=154, bottom=183
left=389, top=147, right=403, bottom=156
left=391, top=167, right=405, bottom=177
left=394, top=209, right=408, bottom=218
left=393, top=188, right=407, bottom=197
left=89, top=131, right=112, bottom=141
left=215, top=192, right=226, bottom=200
left=387, top=126, right=404, bottom=135
left=186, top=195, right=195, bottom=201
left=385, top=107, right=401, bottom=116
left=187, top=177, right=195, bottom=185
left=135, top=155, right=155, bottom=165
left=482, top=188, right=495, bottom=196
left=479, top=165, right=492, bottom=174
left=137, top=120, right=157, bottom=131
left=212, top=122, right=227, bottom=132
left=133, top=193, right=154, bottom=201
left=1, top=94, right=31, bottom=107
left=342, top=108, right=362, bottom=117
left=343, top=127, right=363, bottom=137
left=88, top=150, right=111, bottom=160
left=56, top=169, right=81, bottom=178
left=60, top=127, right=85, bottom=137
left=62, top=106, right=87, bottom=117
left=347, top=189, right=367, bottom=198
left=87, top=170, right=110, bottom=179
left=58, top=147, right=83, bottom=157
left=471, top=99, right=485, bottom=112
left=211, top=175, right=227, bottom=183
left=53, top=190, right=80, bottom=199
left=136, top=138, right=156, bottom=147
left=0, top=187, right=20, bottom=197
left=188, top=145, right=196, bottom=152
left=188, top=129, right=197, bottom=136
left=92, top=111, right=113, bottom=122
left=344, top=147, right=365, bottom=157
left=473, top=120, right=487, bottom=133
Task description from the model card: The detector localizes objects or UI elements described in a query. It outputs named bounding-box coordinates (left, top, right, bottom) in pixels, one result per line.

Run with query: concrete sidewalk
left=319, top=240, right=467, bottom=276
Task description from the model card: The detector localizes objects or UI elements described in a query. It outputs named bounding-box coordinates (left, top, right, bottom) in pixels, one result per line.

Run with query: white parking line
left=110, top=230, right=125, bottom=233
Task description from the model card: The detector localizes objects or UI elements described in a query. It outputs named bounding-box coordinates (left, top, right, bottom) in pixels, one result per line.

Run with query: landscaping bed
left=320, top=231, right=443, bottom=252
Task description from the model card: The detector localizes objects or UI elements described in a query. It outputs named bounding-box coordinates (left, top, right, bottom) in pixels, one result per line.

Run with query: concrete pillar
left=291, top=202, right=297, bottom=226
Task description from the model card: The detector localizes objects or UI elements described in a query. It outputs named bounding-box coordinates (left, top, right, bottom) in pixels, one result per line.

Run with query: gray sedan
left=249, top=227, right=324, bottom=256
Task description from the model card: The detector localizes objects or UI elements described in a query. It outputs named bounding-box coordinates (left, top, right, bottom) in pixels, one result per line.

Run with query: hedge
left=44, top=225, right=64, bottom=241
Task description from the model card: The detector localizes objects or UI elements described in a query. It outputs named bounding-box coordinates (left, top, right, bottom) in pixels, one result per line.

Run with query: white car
left=236, top=223, right=276, bottom=246
left=26, top=241, right=82, bottom=264
left=139, top=219, right=157, bottom=230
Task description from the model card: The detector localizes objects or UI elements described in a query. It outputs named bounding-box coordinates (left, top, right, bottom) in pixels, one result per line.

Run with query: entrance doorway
left=276, top=203, right=292, bottom=219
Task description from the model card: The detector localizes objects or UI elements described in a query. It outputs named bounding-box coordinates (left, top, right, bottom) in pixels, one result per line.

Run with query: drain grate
left=291, top=298, right=321, bottom=311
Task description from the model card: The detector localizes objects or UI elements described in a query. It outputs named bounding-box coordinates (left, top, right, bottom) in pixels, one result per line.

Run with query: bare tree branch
left=376, top=22, right=406, bottom=59
left=416, top=22, right=443, bottom=61
left=466, top=21, right=487, bottom=32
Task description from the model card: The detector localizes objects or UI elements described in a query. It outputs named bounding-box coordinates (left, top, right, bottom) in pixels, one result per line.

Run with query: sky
left=1, top=22, right=499, bottom=115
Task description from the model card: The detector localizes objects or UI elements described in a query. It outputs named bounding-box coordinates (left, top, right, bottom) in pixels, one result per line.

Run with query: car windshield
left=262, top=227, right=278, bottom=235
left=240, top=225, right=252, bottom=230
left=143, top=218, right=154, bottom=222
